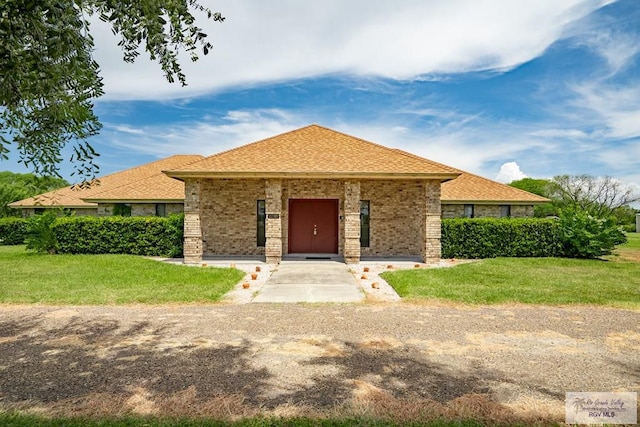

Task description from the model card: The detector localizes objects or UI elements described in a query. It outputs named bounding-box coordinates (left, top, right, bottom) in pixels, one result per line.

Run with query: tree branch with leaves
left=0, top=0, right=223, bottom=182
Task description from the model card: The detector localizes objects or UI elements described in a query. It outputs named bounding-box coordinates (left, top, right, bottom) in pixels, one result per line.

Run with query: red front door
left=288, top=199, right=339, bottom=253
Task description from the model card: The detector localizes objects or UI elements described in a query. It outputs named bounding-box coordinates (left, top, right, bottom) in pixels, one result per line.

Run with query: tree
left=559, top=207, right=626, bottom=258
left=610, top=204, right=639, bottom=232
left=508, top=177, right=557, bottom=217
left=550, top=175, right=640, bottom=218
left=0, top=171, right=69, bottom=217
left=508, top=177, right=552, bottom=198
left=0, top=1, right=223, bottom=181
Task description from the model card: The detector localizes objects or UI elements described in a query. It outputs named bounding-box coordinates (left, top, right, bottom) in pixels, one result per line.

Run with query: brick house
left=9, top=155, right=204, bottom=217
left=163, top=125, right=546, bottom=264
left=9, top=125, right=548, bottom=264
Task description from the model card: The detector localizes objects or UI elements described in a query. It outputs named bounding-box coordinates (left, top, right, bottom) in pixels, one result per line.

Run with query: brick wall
left=442, top=204, right=535, bottom=218
left=185, top=178, right=447, bottom=262
left=167, top=203, right=184, bottom=215
left=511, top=205, right=534, bottom=217
left=131, top=203, right=183, bottom=217
left=97, top=204, right=114, bottom=216
left=360, top=180, right=426, bottom=257
left=200, top=179, right=265, bottom=256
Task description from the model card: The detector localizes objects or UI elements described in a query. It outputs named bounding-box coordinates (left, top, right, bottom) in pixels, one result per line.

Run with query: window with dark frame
left=113, top=203, right=131, bottom=217
left=155, top=203, right=167, bottom=217
left=360, top=200, right=370, bottom=248
left=500, top=205, right=511, bottom=218
left=257, top=200, right=266, bottom=247
left=464, top=204, right=474, bottom=218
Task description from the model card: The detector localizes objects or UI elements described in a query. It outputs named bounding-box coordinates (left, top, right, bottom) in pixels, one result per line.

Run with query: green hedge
left=0, top=217, right=28, bottom=245
left=53, top=215, right=183, bottom=257
left=3, top=214, right=600, bottom=259
left=441, top=218, right=563, bottom=259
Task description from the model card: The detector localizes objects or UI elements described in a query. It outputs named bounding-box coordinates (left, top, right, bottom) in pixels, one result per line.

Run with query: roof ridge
left=313, top=125, right=459, bottom=173
left=389, top=147, right=462, bottom=175
left=178, top=124, right=457, bottom=174
left=176, top=125, right=321, bottom=169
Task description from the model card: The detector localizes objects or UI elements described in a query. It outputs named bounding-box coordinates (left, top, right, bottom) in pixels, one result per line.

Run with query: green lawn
left=620, top=231, right=640, bottom=249
left=382, top=243, right=640, bottom=308
left=0, top=246, right=245, bottom=304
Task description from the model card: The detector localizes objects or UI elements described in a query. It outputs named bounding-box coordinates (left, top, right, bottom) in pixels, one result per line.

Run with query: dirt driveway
left=1, top=303, right=638, bottom=422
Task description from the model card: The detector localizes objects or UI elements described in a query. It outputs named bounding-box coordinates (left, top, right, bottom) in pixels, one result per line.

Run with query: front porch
left=182, top=178, right=443, bottom=265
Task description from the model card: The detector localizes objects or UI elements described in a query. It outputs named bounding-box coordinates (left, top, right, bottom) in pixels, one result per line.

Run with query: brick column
left=344, top=180, right=361, bottom=264
left=423, top=180, right=442, bottom=265
left=183, top=179, right=203, bottom=264
left=265, top=179, right=282, bottom=264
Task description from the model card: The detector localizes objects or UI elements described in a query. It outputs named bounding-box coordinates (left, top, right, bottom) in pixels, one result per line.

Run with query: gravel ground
left=0, top=303, right=638, bottom=421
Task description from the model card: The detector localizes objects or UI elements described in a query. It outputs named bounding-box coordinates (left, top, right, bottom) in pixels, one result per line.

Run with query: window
left=360, top=200, right=370, bottom=247
left=463, top=204, right=474, bottom=218
left=33, top=208, right=45, bottom=215
left=155, top=203, right=167, bottom=217
left=500, top=205, right=511, bottom=218
left=113, top=203, right=131, bottom=217
left=257, top=200, right=266, bottom=247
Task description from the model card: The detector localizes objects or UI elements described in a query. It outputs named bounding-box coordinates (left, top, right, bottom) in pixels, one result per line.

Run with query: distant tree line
left=0, top=171, right=69, bottom=217
left=509, top=175, right=639, bottom=232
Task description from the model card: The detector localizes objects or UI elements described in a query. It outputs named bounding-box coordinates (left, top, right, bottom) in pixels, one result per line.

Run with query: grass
left=0, top=246, right=245, bottom=304
left=619, top=231, right=640, bottom=250
left=382, top=234, right=640, bottom=309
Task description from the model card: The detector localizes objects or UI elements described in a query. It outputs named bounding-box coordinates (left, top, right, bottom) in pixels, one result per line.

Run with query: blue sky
left=3, top=0, right=640, bottom=192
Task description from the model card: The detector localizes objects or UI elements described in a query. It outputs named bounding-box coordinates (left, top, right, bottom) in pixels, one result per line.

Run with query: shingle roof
left=9, top=126, right=548, bottom=209
left=442, top=171, right=549, bottom=203
left=9, top=155, right=203, bottom=208
left=165, top=124, right=461, bottom=179
left=84, top=172, right=187, bottom=202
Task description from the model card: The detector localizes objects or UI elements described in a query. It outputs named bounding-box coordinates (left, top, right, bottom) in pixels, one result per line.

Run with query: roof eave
left=164, top=171, right=461, bottom=181
left=442, top=199, right=550, bottom=205
left=82, top=198, right=184, bottom=203
left=8, top=204, right=98, bottom=209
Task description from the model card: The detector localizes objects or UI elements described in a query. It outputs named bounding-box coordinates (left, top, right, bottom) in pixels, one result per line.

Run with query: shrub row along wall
left=53, top=215, right=184, bottom=257
left=0, top=216, right=598, bottom=259
left=0, top=217, right=29, bottom=245
left=441, top=218, right=563, bottom=258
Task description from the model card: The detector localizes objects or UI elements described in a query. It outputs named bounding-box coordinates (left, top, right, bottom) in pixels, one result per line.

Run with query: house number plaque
left=267, top=214, right=280, bottom=219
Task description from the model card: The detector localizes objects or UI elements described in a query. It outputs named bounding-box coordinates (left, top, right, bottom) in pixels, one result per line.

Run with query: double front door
left=288, top=199, right=338, bottom=253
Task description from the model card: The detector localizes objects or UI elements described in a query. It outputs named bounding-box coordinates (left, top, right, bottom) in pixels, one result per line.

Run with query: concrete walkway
left=252, top=261, right=364, bottom=303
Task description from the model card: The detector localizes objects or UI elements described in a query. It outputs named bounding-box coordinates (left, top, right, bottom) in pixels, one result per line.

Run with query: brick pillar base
left=344, top=180, right=361, bottom=264
left=423, top=181, right=442, bottom=265
left=265, top=179, right=282, bottom=264
left=183, top=179, right=203, bottom=264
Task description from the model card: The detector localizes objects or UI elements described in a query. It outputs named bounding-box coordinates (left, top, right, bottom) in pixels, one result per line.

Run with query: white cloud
left=102, top=109, right=307, bottom=157
left=495, top=162, right=528, bottom=183
left=528, top=128, right=587, bottom=138
left=571, top=82, right=640, bottom=139
left=89, top=0, right=609, bottom=100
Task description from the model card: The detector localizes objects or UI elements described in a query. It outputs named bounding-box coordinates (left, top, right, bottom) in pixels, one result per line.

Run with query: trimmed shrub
left=441, top=218, right=563, bottom=259
left=53, top=214, right=184, bottom=257
left=0, top=217, right=28, bottom=245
